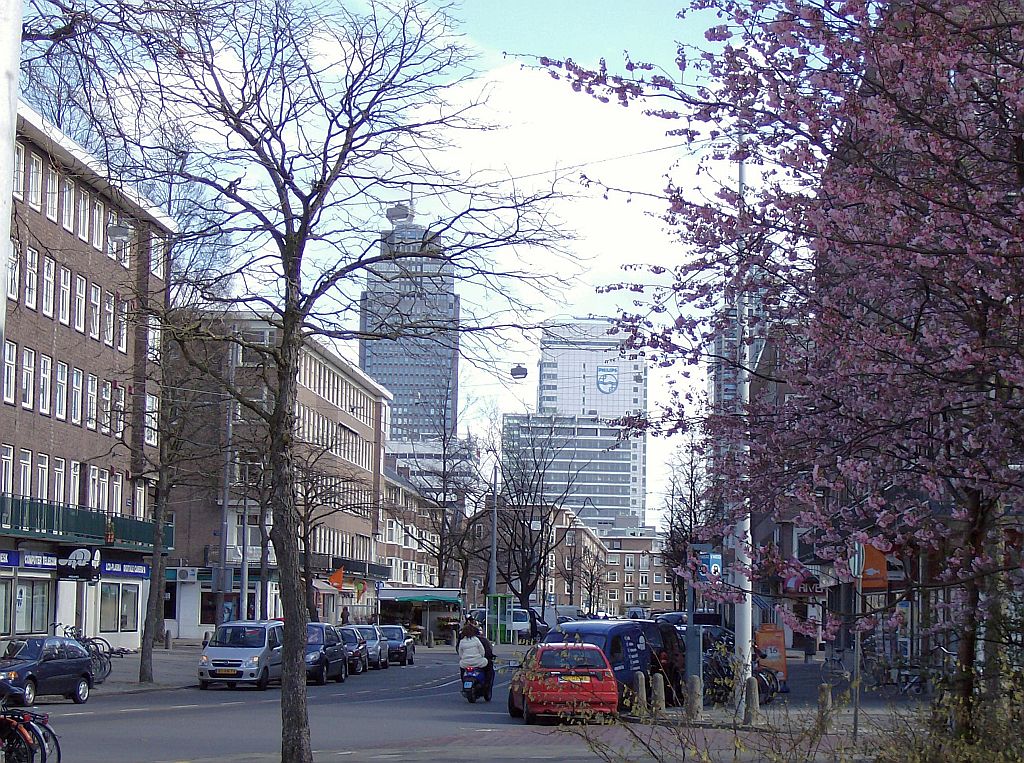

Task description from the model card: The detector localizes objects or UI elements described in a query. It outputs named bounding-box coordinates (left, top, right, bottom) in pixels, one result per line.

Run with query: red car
left=507, top=643, right=618, bottom=724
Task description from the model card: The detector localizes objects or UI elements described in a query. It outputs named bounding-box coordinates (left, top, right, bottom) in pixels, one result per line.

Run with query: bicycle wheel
left=84, top=638, right=112, bottom=656
left=27, top=722, right=58, bottom=763
left=0, top=722, right=38, bottom=763
left=90, top=652, right=112, bottom=684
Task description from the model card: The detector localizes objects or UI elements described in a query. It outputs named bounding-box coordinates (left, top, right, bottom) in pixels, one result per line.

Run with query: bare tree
left=661, top=435, right=714, bottom=611
left=577, top=545, right=606, bottom=615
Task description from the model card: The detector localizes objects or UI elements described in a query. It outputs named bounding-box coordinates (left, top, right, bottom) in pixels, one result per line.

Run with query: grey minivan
left=198, top=621, right=284, bottom=690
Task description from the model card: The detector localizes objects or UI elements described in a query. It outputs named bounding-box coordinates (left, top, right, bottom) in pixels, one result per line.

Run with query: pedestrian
left=528, top=609, right=539, bottom=644
left=341, top=606, right=350, bottom=625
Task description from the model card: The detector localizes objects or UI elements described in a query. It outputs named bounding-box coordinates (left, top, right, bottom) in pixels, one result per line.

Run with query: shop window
left=15, top=580, right=51, bottom=634
left=120, top=584, right=139, bottom=631
left=100, top=582, right=120, bottom=632
left=100, top=581, right=141, bottom=632
left=163, top=582, right=178, bottom=621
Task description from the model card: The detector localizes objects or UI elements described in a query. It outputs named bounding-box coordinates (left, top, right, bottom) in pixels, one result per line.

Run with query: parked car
left=198, top=620, right=283, bottom=690
left=352, top=625, right=389, bottom=669
left=542, top=620, right=652, bottom=708
left=632, top=619, right=687, bottom=705
left=305, top=623, right=348, bottom=685
left=338, top=626, right=369, bottom=674
left=379, top=625, right=415, bottom=666
left=507, top=642, right=618, bottom=724
left=0, top=637, right=93, bottom=705
left=470, top=607, right=550, bottom=641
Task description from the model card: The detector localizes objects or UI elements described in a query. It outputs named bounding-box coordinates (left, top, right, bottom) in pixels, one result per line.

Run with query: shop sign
left=57, top=548, right=101, bottom=581
left=22, top=552, right=57, bottom=570
left=101, top=561, right=150, bottom=579
left=0, top=550, right=19, bottom=567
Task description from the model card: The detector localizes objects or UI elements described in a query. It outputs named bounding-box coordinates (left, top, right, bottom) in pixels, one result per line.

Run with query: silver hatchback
left=351, top=625, right=390, bottom=670
left=198, top=620, right=284, bottom=690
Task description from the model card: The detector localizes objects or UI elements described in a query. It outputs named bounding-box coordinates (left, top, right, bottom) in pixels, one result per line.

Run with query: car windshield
left=339, top=630, right=358, bottom=645
left=0, top=639, right=41, bottom=660
left=209, top=626, right=266, bottom=648
left=306, top=625, right=324, bottom=645
left=552, top=632, right=607, bottom=651
left=354, top=627, right=376, bottom=640
left=380, top=627, right=404, bottom=640
left=539, top=648, right=607, bottom=669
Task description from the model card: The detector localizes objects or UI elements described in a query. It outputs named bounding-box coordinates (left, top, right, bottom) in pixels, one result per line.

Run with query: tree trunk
left=139, top=474, right=169, bottom=683
left=259, top=503, right=271, bottom=620
left=303, top=537, right=318, bottom=622
left=953, top=489, right=986, bottom=742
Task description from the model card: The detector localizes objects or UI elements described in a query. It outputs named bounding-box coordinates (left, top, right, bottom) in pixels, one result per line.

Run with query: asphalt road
left=38, top=650, right=678, bottom=763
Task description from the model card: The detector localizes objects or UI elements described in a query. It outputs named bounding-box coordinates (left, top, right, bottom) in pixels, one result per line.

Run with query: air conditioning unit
left=177, top=567, right=199, bottom=583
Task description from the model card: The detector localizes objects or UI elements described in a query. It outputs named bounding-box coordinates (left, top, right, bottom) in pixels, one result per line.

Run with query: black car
left=337, top=626, right=369, bottom=674
left=305, top=623, right=348, bottom=685
left=379, top=625, right=415, bottom=666
left=0, top=637, right=93, bottom=705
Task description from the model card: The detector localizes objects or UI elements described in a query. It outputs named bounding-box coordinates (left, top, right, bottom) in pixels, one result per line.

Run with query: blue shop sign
left=22, top=552, right=57, bottom=570
left=0, top=551, right=18, bottom=567
left=101, top=561, right=151, bottom=579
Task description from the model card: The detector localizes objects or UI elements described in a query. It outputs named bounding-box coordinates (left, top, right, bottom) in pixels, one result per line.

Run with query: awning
left=313, top=580, right=340, bottom=595
left=752, top=594, right=774, bottom=611
left=390, top=593, right=461, bottom=604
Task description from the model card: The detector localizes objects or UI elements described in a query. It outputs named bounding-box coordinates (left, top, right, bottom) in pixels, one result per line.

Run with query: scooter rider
left=456, top=622, right=494, bottom=691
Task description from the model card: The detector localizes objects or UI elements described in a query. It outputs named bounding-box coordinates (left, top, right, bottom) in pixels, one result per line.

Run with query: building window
left=62, top=177, right=75, bottom=231
left=133, top=482, right=146, bottom=520
left=654, top=591, right=662, bottom=601
left=144, top=394, right=159, bottom=446
left=41, top=257, right=55, bottom=318
left=150, top=236, right=164, bottom=278
left=17, top=450, right=31, bottom=497
left=111, top=472, right=122, bottom=514
left=15, top=580, right=51, bottom=635
left=147, top=316, right=161, bottom=362
left=103, top=293, right=114, bottom=346
left=2, top=341, right=15, bottom=405
left=624, top=590, right=634, bottom=604
left=73, top=276, right=86, bottom=332
left=53, top=458, right=65, bottom=504
left=78, top=190, right=90, bottom=242
left=6, top=241, right=17, bottom=301
left=1, top=445, right=13, bottom=494
left=70, top=368, right=83, bottom=425
left=27, top=154, right=42, bottom=209
left=45, top=167, right=58, bottom=220
left=57, top=267, right=70, bottom=324
left=86, top=374, right=98, bottom=429
left=607, top=570, right=618, bottom=583
left=35, top=454, right=48, bottom=500
left=38, top=355, right=51, bottom=415
left=99, top=583, right=120, bottom=632
left=607, top=554, right=619, bottom=565
left=624, top=555, right=635, bottom=570
left=640, top=573, right=649, bottom=588
left=97, top=468, right=109, bottom=512
left=100, top=381, right=112, bottom=434
left=91, top=199, right=104, bottom=249
left=20, top=348, right=34, bottom=410
left=113, top=386, right=125, bottom=438
left=23, top=248, right=38, bottom=309
left=88, top=284, right=100, bottom=339
left=116, top=301, right=128, bottom=352
left=607, top=589, right=618, bottom=601
left=69, top=461, right=80, bottom=506
left=12, top=144, right=24, bottom=199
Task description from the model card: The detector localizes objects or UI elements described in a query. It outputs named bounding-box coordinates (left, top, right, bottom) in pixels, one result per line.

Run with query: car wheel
left=408, top=650, right=414, bottom=665
left=199, top=680, right=209, bottom=690
left=21, top=678, right=36, bottom=707
left=72, top=677, right=90, bottom=704
left=353, top=657, right=363, bottom=674
left=508, top=690, right=523, bottom=718
left=381, top=653, right=389, bottom=669
left=313, top=662, right=328, bottom=686
left=256, top=669, right=269, bottom=691
left=362, top=656, right=369, bottom=673
left=523, top=698, right=537, bottom=725
left=336, top=660, right=347, bottom=683
left=400, top=652, right=408, bottom=666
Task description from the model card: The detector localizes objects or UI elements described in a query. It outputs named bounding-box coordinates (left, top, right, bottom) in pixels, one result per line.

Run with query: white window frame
left=103, top=292, right=114, bottom=346
left=18, top=450, right=31, bottom=497
left=45, top=167, right=58, bottom=221
left=35, top=453, right=48, bottom=500
left=86, top=374, right=98, bottom=430
left=62, top=177, right=75, bottom=231
left=28, top=154, right=43, bottom=209
left=6, top=240, right=17, bottom=301
left=41, top=256, right=55, bottom=317
left=70, top=368, right=83, bottom=425
left=73, top=276, right=86, bottom=332
left=57, top=266, right=70, bottom=324
left=117, top=301, right=128, bottom=353
left=13, top=143, right=24, bottom=199
left=113, top=385, right=125, bottom=438
left=54, top=361, right=67, bottom=420
left=91, top=199, right=104, bottom=249
left=147, top=316, right=161, bottom=362
left=2, top=445, right=15, bottom=494
left=149, top=236, right=164, bottom=278
left=89, top=284, right=101, bottom=339
left=21, top=348, right=35, bottom=410
left=24, top=248, right=38, bottom=309
left=53, top=458, right=65, bottom=504
left=78, top=190, right=90, bottom=242
left=38, top=354, right=51, bottom=415
left=100, top=380, right=112, bottom=434
left=144, top=393, right=159, bottom=446
left=111, top=473, right=122, bottom=514
left=2, top=341, right=16, bottom=405
left=133, top=482, right=146, bottom=520
left=69, top=461, right=80, bottom=506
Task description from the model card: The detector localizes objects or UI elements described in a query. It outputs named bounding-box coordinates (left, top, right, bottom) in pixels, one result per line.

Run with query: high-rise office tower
left=503, top=318, right=647, bottom=531
left=359, top=203, right=460, bottom=442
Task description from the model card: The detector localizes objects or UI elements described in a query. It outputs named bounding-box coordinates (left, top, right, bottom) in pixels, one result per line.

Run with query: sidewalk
left=95, top=642, right=202, bottom=696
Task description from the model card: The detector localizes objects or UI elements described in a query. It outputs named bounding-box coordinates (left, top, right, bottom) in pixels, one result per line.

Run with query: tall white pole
left=0, top=0, right=24, bottom=347
left=733, top=141, right=753, bottom=698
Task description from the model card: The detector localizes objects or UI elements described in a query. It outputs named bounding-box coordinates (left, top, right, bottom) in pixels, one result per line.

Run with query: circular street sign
left=849, top=543, right=865, bottom=578
left=709, top=562, right=722, bottom=577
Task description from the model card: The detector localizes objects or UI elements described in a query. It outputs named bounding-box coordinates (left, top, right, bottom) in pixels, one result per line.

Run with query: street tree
left=544, top=0, right=1024, bottom=738
left=661, top=434, right=714, bottom=611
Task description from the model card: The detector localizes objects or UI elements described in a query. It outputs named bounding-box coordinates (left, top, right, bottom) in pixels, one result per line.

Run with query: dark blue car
left=542, top=621, right=652, bottom=707
left=0, top=637, right=93, bottom=705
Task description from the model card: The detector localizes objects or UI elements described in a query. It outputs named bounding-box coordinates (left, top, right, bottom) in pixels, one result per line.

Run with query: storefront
left=164, top=566, right=281, bottom=640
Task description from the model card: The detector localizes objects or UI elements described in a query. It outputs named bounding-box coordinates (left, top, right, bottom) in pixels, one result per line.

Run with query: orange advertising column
left=756, top=623, right=789, bottom=686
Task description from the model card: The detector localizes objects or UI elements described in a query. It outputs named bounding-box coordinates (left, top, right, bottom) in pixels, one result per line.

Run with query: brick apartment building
left=2, top=101, right=174, bottom=648
left=164, top=319, right=392, bottom=636
left=603, top=528, right=680, bottom=616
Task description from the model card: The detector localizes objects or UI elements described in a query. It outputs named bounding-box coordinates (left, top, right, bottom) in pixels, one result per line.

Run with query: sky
left=447, top=2, right=708, bottom=526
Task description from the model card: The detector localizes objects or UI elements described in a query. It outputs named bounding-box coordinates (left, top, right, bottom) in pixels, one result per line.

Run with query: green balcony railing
left=0, top=493, right=174, bottom=551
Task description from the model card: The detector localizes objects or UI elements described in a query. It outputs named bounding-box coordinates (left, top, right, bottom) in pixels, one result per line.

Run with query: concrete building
left=358, top=203, right=460, bottom=443
left=532, top=318, right=647, bottom=528
left=1, top=101, right=174, bottom=648
left=165, top=320, right=391, bottom=636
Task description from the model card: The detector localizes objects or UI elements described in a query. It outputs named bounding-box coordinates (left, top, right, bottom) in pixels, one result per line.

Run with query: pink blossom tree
left=545, top=0, right=1024, bottom=735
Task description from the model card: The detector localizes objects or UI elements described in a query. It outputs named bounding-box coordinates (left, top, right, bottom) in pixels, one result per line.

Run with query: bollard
left=651, top=673, right=666, bottom=715
left=816, top=683, right=833, bottom=734
left=742, top=676, right=760, bottom=726
left=631, top=672, right=649, bottom=717
left=685, top=675, right=704, bottom=722
left=164, top=629, right=172, bottom=650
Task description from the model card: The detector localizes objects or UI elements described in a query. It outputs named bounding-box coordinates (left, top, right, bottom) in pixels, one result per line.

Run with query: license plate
left=561, top=676, right=590, bottom=683
left=214, top=669, right=240, bottom=677
left=463, top=681, right=474, bottom=689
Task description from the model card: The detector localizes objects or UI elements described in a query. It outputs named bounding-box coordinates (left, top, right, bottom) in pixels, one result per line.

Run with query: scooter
left=461, top=666, right=492, bottom=703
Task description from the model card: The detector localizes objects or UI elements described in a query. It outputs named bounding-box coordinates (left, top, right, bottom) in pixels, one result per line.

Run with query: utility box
left=485, top=594, right=514, bottom=644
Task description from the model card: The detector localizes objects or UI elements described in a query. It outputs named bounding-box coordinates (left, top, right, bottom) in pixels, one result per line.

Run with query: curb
left=95, top=682, right=196, bottom=696
left=622, top=712, right=774, bottom=732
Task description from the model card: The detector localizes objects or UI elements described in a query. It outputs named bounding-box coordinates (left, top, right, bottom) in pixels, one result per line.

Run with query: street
left=39, top=649, right=678, bottom=763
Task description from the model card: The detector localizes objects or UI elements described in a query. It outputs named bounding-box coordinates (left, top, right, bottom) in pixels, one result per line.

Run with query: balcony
left=0, top=493, right=174, bottom=551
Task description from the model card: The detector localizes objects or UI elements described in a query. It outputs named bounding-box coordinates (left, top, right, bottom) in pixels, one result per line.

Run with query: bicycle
left=0, top=704, right=60, bottom=763
left=820, top=647, right=850, bottom=688
left=50, top=624, right=112, bottom=684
